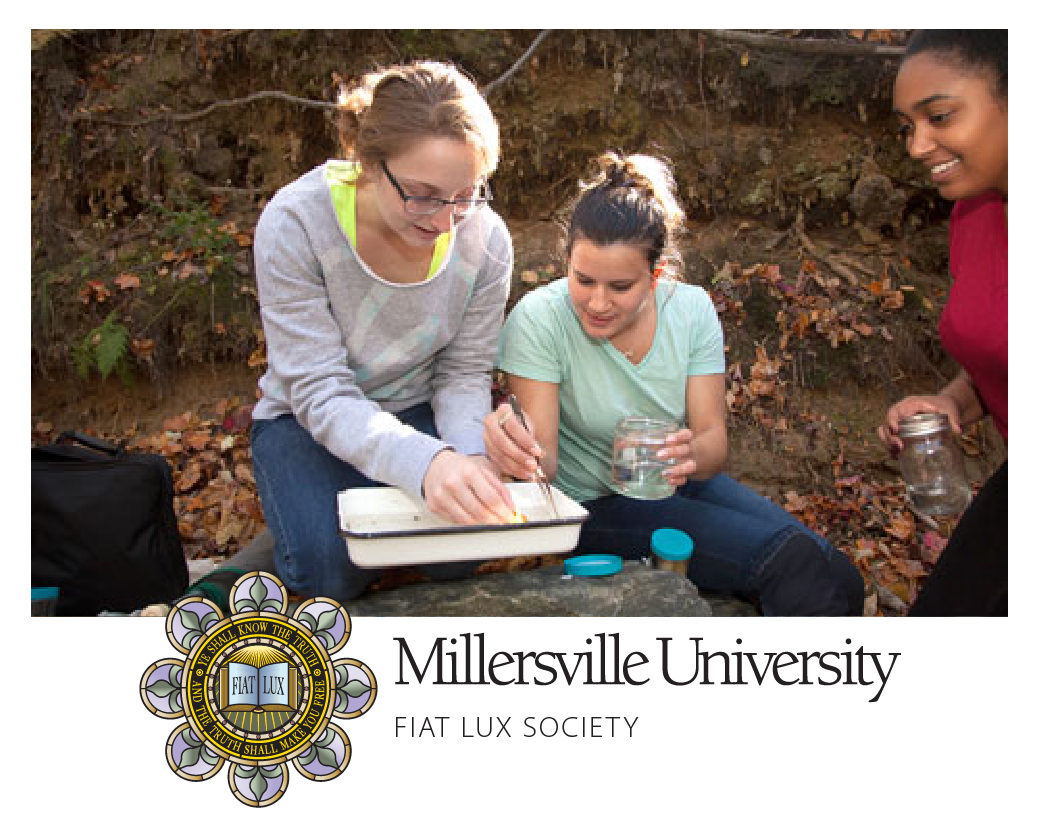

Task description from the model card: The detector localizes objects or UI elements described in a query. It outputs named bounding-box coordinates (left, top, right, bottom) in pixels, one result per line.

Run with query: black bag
left=32, top=431, right=188, bottom=615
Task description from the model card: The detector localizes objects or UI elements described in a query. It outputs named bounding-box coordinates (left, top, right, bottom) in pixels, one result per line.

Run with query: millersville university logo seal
left=139, top=571, right=377, bottom=807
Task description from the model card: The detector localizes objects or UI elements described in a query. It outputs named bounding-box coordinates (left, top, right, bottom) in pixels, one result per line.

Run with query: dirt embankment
left=32, top=30, right=950, bottom=388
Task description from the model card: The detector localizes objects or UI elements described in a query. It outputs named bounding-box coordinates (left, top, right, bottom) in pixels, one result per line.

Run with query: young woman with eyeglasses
left=250, top=61, right=515, bottom=602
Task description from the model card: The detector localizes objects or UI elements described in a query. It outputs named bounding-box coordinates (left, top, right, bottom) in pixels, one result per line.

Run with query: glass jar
left=897, top=412, right=971, bottom=517
left=611, top=416, right=678, bottom=500
left=651, top=528, right=693, bottom=575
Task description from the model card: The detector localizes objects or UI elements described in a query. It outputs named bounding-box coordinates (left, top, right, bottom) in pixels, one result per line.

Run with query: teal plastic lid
left=31, top=587, right=60, bottom=600
left=651, top=528, right=693, bottom=561
left=564, top=554, right=623, bottom=576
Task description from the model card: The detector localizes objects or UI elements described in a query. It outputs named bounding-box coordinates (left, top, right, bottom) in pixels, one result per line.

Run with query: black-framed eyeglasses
left=380, top=160, right=491, bottom=218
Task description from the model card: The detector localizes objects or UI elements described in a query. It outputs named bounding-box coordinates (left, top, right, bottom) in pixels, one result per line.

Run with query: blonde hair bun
left=335, top=61, right=500, bottom=175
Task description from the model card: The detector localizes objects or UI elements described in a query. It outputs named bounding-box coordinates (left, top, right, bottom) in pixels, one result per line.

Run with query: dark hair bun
left=567, top=150, right=686, bottom=277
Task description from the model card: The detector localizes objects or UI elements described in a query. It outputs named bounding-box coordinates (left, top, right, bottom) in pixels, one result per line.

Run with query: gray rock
left=698, top=590, right=760, bottom=617
left=347, top=563, right=713, bottom=617
left=192, top=139, right=235, bottom=182
left=225, top=527, right=277, bottom=572
left=222, top=529, right=757, bottom=617
left=847, top=157, right=906, bottom=231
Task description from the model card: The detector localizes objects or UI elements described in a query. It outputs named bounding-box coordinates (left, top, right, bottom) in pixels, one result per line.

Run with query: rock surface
left=223, top=529, right=758, bottom=617
left=847, top=157, right=907, bottom=232
left=348, top=563, right=714, bottom=617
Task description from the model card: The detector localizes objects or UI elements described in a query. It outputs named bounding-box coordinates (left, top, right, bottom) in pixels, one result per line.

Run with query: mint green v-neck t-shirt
left=497, top=278, right=725, bottom=503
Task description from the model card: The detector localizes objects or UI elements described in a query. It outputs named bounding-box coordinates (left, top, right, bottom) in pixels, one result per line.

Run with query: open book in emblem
left=218, top=645, right=300, bottom=714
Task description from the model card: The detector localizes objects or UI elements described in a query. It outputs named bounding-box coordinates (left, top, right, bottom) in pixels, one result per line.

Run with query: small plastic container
left=897, top=413, right=971, bottom=517
left=651, top=528, right=693, bottom=575
left=612, top=416, right=679, bottom=500
left=31, top=586, right=60, bottom=617
left=562, top=554, right=623, bottom=608
left=563, top=554, right=623, bottom=577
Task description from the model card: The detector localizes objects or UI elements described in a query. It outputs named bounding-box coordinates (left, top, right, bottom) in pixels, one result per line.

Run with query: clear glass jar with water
left=611, top=416, right=678, bottom=500
left=897, top=412, right=971, bottom=517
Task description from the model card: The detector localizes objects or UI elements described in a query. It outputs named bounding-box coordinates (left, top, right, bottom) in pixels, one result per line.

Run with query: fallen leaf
left=114, top=273, right=141, bottom=290
left=163, top=411, right=193, bottom=433
left=881, top=290, right=905, bottom=310
left=176, top=462, right=204, bottom=493
left=247, top=344, right=267, bottom=368
left=79, top=279, right=111, bottom=304
left=131, top=337, right=155, bottom=358
left=748, top=379, right=775, bottom=397
left=894, top=559, right=928, bottom=579
left=222, top=405, right=253, bottom=433
left=183, top=430, right=211, bottom=451
left=885, top=512, right=916, bottom=541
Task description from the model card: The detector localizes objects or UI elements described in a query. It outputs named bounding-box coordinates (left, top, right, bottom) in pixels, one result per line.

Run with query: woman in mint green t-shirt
left=485, top=152, right=864, bottom=616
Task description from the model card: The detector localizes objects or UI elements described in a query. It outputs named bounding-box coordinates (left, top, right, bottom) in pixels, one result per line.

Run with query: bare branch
left=65, top=90, right=338, bottom=127
left=710, top=29, right=905, bottom=58
left=482, top=30, right=553, bottom=97
left=66, top=29, right=554, bottom=127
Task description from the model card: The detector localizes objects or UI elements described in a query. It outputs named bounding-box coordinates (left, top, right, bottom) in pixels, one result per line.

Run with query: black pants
left=909, top=461, right=1007, bottom=616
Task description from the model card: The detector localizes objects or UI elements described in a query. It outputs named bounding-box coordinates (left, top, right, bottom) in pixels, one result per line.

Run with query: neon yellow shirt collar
left=325, top=160, right=450, bottom=281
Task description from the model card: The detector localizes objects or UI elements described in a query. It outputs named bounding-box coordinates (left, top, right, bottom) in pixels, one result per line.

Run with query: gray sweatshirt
left=252, top=164, right=513, bottom=499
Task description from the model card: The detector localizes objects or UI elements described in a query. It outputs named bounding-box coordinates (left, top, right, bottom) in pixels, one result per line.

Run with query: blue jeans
left=576, top=475, right=864, bottom=615
left=250, top=404, right=480, bottom=602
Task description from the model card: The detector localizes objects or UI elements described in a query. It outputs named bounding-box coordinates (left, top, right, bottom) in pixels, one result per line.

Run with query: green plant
left=153, top=198, right=237, bottom=282
left=73, top=310, right=131, bottom=383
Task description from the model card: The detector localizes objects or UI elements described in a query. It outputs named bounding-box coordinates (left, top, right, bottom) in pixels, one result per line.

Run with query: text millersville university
left=394, top=632, right=899, bottom=703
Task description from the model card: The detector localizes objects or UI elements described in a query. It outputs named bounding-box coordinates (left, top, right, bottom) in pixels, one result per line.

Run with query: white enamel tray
left=338, top=482, right=588, bottom=567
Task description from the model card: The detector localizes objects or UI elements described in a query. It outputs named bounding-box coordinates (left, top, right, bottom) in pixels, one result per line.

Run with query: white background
left=17, top=616, right=1039, bottom=830
left=17, top=8, right=1037, bottom=832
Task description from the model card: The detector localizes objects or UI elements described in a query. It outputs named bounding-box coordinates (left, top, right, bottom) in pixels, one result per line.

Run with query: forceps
left=508, top=394, right=558, bottom=519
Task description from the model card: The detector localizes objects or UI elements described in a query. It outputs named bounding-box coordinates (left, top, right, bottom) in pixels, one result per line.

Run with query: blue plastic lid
left=651, top=528, right=693, bottom=561
left=564, top=554, right=623, bottom=576
left=31, top=587, right=60, bottom=600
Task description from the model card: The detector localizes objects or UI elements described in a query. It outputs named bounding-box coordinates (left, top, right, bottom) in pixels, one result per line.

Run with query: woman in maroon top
left=882, top=30, right=1007, bottom=615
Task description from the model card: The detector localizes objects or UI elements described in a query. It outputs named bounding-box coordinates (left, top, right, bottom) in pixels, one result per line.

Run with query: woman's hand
left=422, top=449, right=515, bottom=525
left=660, top=427, right=697, bottom=487
left=878, top=394, right=963, bottom=456
left=482, top=402, right=544, bottom=482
